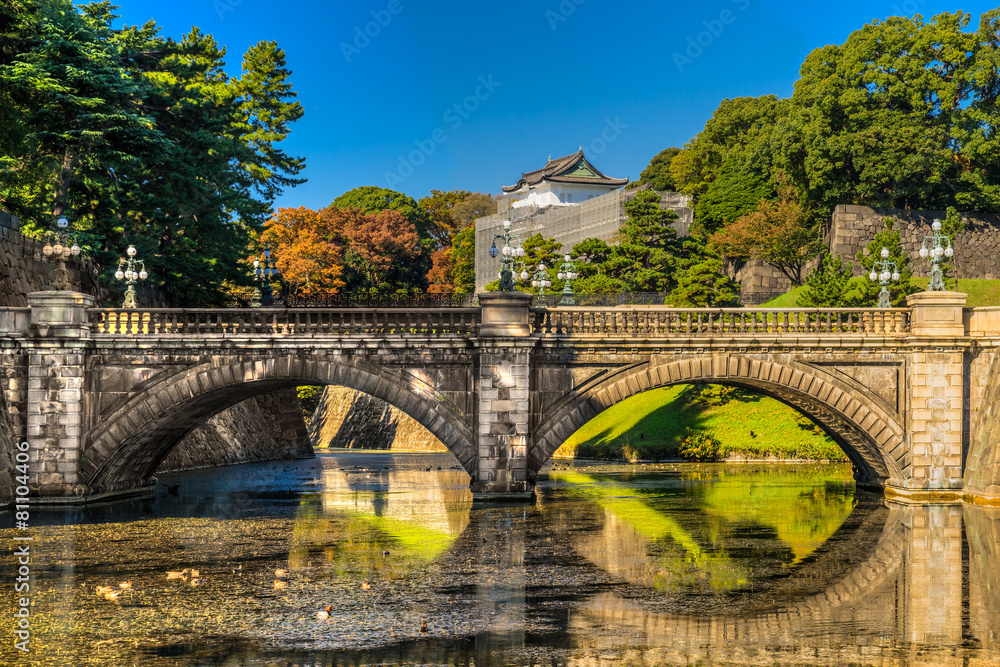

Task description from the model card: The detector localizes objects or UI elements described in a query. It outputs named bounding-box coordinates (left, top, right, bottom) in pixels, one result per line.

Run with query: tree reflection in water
left=0, top=454, right=998, bottom=666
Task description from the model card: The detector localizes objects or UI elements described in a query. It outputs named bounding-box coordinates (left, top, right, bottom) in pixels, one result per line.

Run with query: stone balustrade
left=88, top=307, right=482, bottom=336
left=0, top=307, right=31, bottom=337
left=533, top=307, right=911, bottom=337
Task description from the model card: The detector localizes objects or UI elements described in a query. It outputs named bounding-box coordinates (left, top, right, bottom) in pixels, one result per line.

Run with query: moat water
left=2, top=451, right=999, bottom=666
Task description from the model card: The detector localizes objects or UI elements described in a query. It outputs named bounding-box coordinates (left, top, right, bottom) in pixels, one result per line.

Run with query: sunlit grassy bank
left=762, top=278, right=1000, bottom=308
left=554, top=385, right=846, bottom=462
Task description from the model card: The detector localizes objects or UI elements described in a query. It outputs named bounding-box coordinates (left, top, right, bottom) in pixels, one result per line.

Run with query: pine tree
left=670, top=257, right=740, bottom=307
left=939, top=206, right=964, bottom=289
left=852, top=218, right=916, bottom=307
left=621, top=189, right=679, bottom=249
left=0, top=3, right=307, bottom=305
left=235, top=40, right=306, bottom=203
left=796, top=252, right=855, bottom=307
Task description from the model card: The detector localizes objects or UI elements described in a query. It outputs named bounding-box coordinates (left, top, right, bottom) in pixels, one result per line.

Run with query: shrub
left=697, top=385, right=741, bottom=406
left=621, top=444, right=641, bottom=462
left=680, top=428, right=722, bottom=461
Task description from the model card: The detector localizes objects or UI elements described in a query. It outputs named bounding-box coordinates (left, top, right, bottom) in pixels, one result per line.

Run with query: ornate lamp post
left=488, top=219, right=527, bottom=291
left=531, top=263, right=552, bottom=296
left=867, top=247, right=900, bottom=308
left=41, top=215, right=81, bottom=290
left=114, top=245, right=148, bottom=308
left=918, top=219, right=954, bottom=291
left=556, top=254, right=579, bottom=306
left=253, top=242, right=280, bottom=306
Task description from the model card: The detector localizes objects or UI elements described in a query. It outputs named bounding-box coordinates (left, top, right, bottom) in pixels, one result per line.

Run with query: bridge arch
left=532, top=355, right=907, bottom=488
left=82, top=355, right=475, bottom=494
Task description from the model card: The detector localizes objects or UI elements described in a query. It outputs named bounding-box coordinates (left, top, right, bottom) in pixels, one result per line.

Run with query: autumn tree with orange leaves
left=710, top=176, right=823, bottom=286
left=260, top=207, right=345, bottom=294
left=260, top=205, right=426, bottom=294
left=340, top=208, right=421, bottom=289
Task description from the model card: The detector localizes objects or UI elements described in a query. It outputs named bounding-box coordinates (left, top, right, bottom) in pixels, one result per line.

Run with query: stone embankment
left=308, top=386, right=447, bottom=452
left=158, top=388, right=313, bottom=474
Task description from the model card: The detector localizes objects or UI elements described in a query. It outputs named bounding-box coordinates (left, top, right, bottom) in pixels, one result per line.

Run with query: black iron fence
left=531, top=292, right=673, bottom=308
left=224, top=288, right=479, bottom=308
left=223, top=289, right=778, bottom=309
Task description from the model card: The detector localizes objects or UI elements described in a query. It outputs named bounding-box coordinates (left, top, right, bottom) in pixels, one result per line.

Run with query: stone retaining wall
left=734, top=205, right=1000, bottom=302
left=308, top=386, right=447, bottom=452
left=966, top=350, right=1000, bottom=498
left=158, top=388, right=313, bottom=473
left=828, top=204, right=1000, bottom=280
left=0, top=211, right=102, bottom=306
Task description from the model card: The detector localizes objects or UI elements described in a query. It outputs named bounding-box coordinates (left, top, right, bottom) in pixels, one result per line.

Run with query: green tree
left=852, top=218, right=916, bottom=307
left=450, top=225, right=477, bottom=293
left=0, top=2, right=307, bottom=305
left=518, top=233, right=562, bottom=293
left=235, top=39, right=306, bottom=203
left=670, top=257, right=740, bottom=307
left=621, top=189, right=679, bottom=249
left=692, top=154, right=773, bottom=236
left=787, top=11, right=1000, bottom=212
left=796, top=252, right=856, bottom=308
left=635, top=147, right=680, bottom=191
left=572, top=272, right=627, bottom=295
left=0, top=1, right=167, bottom=229
left=571, top=238, right=624, bottom=294
left=573, top=237, right=612, bottom=265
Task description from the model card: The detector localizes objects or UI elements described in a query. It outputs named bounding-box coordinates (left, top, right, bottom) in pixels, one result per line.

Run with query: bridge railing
left=532, top=307, right=911, bottom=337
left=0, top=307, right=31, bottom=335
left=88, top=308, right=481, bottom=336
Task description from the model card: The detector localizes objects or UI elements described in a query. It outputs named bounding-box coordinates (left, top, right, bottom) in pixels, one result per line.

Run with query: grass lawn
left=555, top=384, right=847, bottom=462
left=761, top=278, right=1000, bottom=308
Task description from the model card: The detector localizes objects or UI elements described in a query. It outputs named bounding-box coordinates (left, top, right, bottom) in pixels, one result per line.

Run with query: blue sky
left=110, top=0, right=998, bottom=210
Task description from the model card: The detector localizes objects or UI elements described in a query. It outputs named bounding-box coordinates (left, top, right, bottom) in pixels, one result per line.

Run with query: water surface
left=2, top=452, right=999, bottom=666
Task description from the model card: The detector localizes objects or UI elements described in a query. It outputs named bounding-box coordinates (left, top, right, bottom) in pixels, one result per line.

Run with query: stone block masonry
left=729, top=205, right=1000, bottom=302
left=308, top=386, right=447, bottom=452
left=828, top=205, right=1000, bottom=282
left=472, top=339, right=535, bottom=500
left=0, top=211, right=102, bottom=307
left=158, top=388, right=313, bottom=473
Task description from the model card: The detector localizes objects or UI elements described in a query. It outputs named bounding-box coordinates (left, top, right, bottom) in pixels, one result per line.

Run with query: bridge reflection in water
left=1, top=456, right=999, bottom=666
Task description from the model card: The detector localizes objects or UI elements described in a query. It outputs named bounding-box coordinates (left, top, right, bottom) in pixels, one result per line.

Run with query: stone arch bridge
left=2, top=290, right=999, bottom=504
